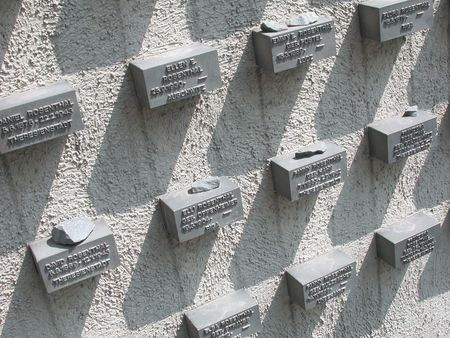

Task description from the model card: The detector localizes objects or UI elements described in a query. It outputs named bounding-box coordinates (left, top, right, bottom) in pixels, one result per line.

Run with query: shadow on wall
left=50, top=0, right=156, bottom=74
left=87, top=72, right=198, bottom=214
left=327, top=136, right=406, bottom=246
left=334, top=240, right=408, bottom=336
left=314, top=9, right=404, bottom=140
left=262, top=276, right=329, bottom=337
left=1, top=251, right=98, bottom=337
left=0, top=0, right=22, bottom=69
left=418, top=209, right=450, bottom=301
left=185, top=0, right=268, bottom=40
left=407, top=0, right=449, bottom=109
left=413, top=104, right=450, bottom=209
left=122, top=206, right=218, bottom=330
left=0, top=139, right=66, bottom=256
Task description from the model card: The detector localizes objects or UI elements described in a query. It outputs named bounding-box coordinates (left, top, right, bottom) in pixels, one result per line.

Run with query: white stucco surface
left=0, top=0, right=448, bottom=337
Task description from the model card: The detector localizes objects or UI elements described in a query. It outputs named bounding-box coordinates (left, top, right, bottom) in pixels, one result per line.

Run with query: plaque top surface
left=130, top=43, right=217, bottom=70
left=160, top=177, right=238, bottom=211
left=367, top=110, right=435, bottom=134
left=360, top=0, right=421, bottom=8
left=0, top=81, right=74, bottom=113
left=270, top=141, right=345, bottom=171
left=253, top=16, right=332, bottom=37
left=185, top=289, right=257, bottom=330
left=286, top=250, right=355, bottom=286
left=376, top=212, right=439, bottom=244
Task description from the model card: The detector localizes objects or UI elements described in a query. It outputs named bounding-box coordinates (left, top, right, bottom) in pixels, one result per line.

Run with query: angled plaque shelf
left=0, top=81, right=84, bottom=154
left=130, top=43, right=222, bottom=109
left=375, top=211, right=440, bottom=268
left=184, top=289, right=261, bottom=338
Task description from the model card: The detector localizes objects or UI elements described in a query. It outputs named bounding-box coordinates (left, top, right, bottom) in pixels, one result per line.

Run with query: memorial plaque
left=28, top=218, right=120, bottom=293
left=359, top=0, right=434, bottom=42
left=160, top=177, right=244, bottom=242
left=184, top=289, right=261, bottom=338
left=0, top=81, right=83, bottom=154
left=367, top=110, right=436, bottom=164
left=375, top=211, right=440, bottom=268
left=285, top=250, right=356, bottom=310
left=253, top=16, right=336, bottom=73
left=130, top=43, right=222, bottom=109
left=270, top=141, right=347, bottom=202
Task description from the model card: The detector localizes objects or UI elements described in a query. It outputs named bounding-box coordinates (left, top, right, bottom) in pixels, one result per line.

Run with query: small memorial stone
left=51, top=217, right=95, bottom=245
left=359, top=0, right=434, bottom=42
left=0, top=81, right=84, bottom=154
left=367, top=109, right=436, bottom=164
left=253, top=14, right=336, bottom=73
left=130, top=43, right=222, bottom=109
left=160, top=177, right=244, bottom=242
left=285, top=250, right=356, bottom=310
left=28, top=218, right=120, bottom=293
left=184, top=289, right=262, bottom=338
left=270, top=141, right=347, bottom=202
left=261, top=20, right=288, bottom=32
left=375, top=211, right=440, bottom=268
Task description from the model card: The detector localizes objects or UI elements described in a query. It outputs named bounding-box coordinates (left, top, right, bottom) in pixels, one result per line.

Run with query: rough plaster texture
left=0, top=0, right=448, bottom=337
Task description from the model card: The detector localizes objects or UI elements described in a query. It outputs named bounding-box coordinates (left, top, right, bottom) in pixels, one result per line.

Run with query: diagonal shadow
left=413, top=105, right=450, bottom=209
left=50, top=0, right=156, bottom=74
left=314, top=9, right=404, bottom=140
left=185, top=0, right=269, bottom=41
left=0, top=0, right=22, bottom=69
left=407, top=0, right=449, bottom=109
left=1, top=251, right=98, bottom=337
left=334, top=240, right=408, bottom=336
left=327, top=135, right=407, bottom=246
left=418, top=208, right=450, bottom=301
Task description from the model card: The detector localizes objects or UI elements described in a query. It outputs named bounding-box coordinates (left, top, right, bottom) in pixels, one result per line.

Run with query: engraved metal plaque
left=285, top=250, right=356, bottom=310
left=184, top=289, right=262, bottom=338
left=270, top=141, right=347, bottom=202
left=0, top=81, right=84, bottom=154
left=375, top=211, right=440, bottom=268
left=28, top=218, right=120, bottom=293
left=160, top=177, right=244, bottom=242
left=359, top=0, right=434, bottom=42
left=367, top=110, right=436, bottom=164
left=252, top=16, right=336, bottom=73
left=130, top=43, right=222, bottom=109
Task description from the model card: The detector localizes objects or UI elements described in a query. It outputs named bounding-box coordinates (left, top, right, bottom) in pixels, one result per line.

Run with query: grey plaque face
left=130, top=43, right=222, bottom=109
left=160, top=177, right=244, bottom=242
left=0, top=81, right=84, bottom=154
left=28, top=218, right=120, bottom=294
left=375, top=212, right=440, bottom=268
left=252, top=16, right=336, bottom=73
left=359, top=0, right=434, bottom=42
left=184, top=289, right=261, bottom=338
left=367, top=110, right=436, bottom=164
left=285, top=250, right=356, bottom=310
left=270, top=141, right=347, bottom=202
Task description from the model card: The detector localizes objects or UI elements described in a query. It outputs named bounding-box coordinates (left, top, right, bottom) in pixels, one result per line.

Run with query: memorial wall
left=0, top=0, right=448, bottom=337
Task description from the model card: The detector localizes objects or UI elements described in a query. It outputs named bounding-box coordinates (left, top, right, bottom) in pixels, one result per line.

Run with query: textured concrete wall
left=0, top=0, right=448, bottom=337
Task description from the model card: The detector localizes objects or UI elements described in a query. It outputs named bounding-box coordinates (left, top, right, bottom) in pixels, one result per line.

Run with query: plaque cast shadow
left=0, top=0, right=22, bottom=68
left=87, top=72, right=198, bottom=214
left=418, top=209, right=450, bottom=301
left=407, top=0, right=449, bottom=109
left=185, top=0, right=269, bottom=40
left=50, top=0, right=156, bottom=74
left=413, top=105, right=450, bottom=209
left=261, top=276, right=328, bottom=337
left=1, top=251, right=98, bottom=337
left=122, top=207, right=218, bottom=330
left=0, top=139, right=66, bottom=256
left=314, top=10, right=404, bottom=140
left=327, top=136, right=406, bottom=246
left=333, top=240, right=408, bottom=336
